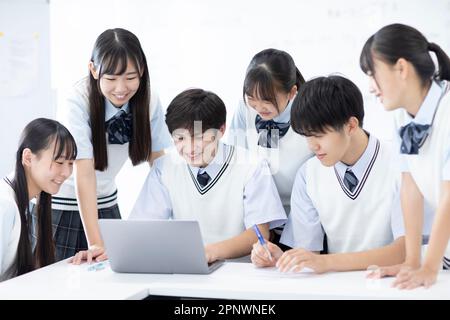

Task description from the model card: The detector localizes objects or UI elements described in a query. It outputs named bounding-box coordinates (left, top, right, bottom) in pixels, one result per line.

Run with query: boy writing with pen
left=130, top=88, right=287, bottom=262
left=252, top=76, right=406, bottom=273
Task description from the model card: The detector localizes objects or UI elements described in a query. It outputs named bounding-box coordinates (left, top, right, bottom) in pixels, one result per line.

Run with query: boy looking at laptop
left=130, top=88, right=287, bottom=262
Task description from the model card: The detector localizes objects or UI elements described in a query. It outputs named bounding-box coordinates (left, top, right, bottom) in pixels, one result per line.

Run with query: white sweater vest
left=160, top=146, right=260, bottom=245
left=245, top=107, right=312, bottom=214
left=305, top=140, right=399, bottom=253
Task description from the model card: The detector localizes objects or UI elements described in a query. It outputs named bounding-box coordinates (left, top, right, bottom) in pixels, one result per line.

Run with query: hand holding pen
left=251, top=225, right=283, bottom=267
left=252, top=224, right=273, bottom=261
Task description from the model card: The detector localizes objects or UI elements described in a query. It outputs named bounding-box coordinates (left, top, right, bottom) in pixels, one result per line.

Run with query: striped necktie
left=344, top=169, right=358, bottom=193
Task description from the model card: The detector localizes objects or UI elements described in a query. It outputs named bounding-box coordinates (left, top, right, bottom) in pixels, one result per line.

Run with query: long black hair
left=243, top=48, right=305, bottom=112
left=88, top=28, right=151, bottom=171
left=8, top=118, right=77, bottom=276
left=360, top=23, right=450, bottom=86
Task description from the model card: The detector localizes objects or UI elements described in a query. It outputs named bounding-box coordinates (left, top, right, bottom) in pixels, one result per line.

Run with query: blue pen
left=252, top=224, right=273, bottom=261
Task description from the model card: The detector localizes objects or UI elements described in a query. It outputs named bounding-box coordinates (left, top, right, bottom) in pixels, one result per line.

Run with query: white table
left=0, top=260, right=449, bottom=300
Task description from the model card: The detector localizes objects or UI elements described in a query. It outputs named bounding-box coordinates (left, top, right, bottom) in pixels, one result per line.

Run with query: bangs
left=243, top=66, right=278, bottom=108
left=52, top=129, right=78, bottom=161
left=292, top=123, right=326, bottom=137
left=360, top=35, right=375, bottom=75
left=171, top=103, right=220, bottom=135
left=291, top=108, right=335, bottom=137
left=98, top=48, right=141, bottom=76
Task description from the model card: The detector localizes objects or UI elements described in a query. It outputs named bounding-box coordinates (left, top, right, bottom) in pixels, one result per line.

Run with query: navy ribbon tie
left=255, top=115, right=290, bottom=148
left=399, top=122, right=431, bottom=155
left=106, top=110, right=133, bottom=145
left=344, top=169, right=358, bottom=193
left=197, top=171, right=211, bottom=187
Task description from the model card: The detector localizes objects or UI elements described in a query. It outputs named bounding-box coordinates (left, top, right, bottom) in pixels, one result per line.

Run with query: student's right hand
left=69, top=244, right=107, bottom=265
left=251, top=241, right=283, bottom=268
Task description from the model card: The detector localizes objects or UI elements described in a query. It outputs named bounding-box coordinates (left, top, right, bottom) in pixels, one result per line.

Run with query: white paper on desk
left=249, top=266, right=315, bottom=278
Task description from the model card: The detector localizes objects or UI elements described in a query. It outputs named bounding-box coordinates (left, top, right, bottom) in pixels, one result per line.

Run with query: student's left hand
left=392, top=265, right=439, bottom=289
left=276, top=248, right=329, bottom=274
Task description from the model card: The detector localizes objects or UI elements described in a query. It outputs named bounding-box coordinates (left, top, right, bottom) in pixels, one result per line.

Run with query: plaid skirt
left=32, top=204, right=121, bottom=261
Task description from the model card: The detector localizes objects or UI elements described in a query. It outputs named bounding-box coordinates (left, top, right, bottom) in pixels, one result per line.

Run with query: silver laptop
left=99, top=219, right=224, bottom=274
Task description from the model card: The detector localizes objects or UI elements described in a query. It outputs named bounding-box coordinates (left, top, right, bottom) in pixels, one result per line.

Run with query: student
left=360, top=23, right=450, bottom=289
left=228, top=49, right=312, bottom=244
left=251, top=76, right=406, bottom=273
left=130, top=88, right=287, bottom=262
left=1, top=118, right=76, bottom=281
left=53, top=28, right=172, bottom=263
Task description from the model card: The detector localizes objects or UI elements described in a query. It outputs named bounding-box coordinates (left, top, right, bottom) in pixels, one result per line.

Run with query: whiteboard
left=49, top=0, right=450, bottom=218
left=50, top=0, right=450, bottom=139
left=0, top=0, right=52, bottom=177
left=1, top=0, right=449, bottom=217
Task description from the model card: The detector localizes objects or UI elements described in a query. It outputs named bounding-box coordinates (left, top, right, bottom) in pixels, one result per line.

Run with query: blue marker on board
left=252, top=224, right=273, bottom=261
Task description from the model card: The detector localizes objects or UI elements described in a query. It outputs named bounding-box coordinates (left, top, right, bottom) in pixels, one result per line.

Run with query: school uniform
left=228, top=99, right=312, bottom=239
left=280, top=133, right=405, bottom=253
left=47, top=77, right=172, bottom=261
left=393, top=80, right=450, bottom=269
left=0, top=178, right=21, bottom=281
left=130, top=142, right=287, bottom=245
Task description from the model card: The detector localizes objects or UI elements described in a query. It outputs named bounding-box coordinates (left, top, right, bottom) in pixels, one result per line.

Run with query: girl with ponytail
left=0, top=118, right=76, bottom=281
left=360, top=23, right=450, bottom=289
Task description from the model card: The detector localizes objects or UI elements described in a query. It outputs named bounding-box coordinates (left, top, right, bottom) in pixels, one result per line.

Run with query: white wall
left=0, top=0, right=52, bottom=177
left=2, top=0, right=450, bottom=217
left=49, top=0, right=450, bottom=129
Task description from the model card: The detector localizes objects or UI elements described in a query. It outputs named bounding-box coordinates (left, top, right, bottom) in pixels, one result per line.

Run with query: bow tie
left=255, top=115, right=290, bottom=148
left=106, top=110, right=133, bottom=145
left=399, top=122, right=431, bottom=155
